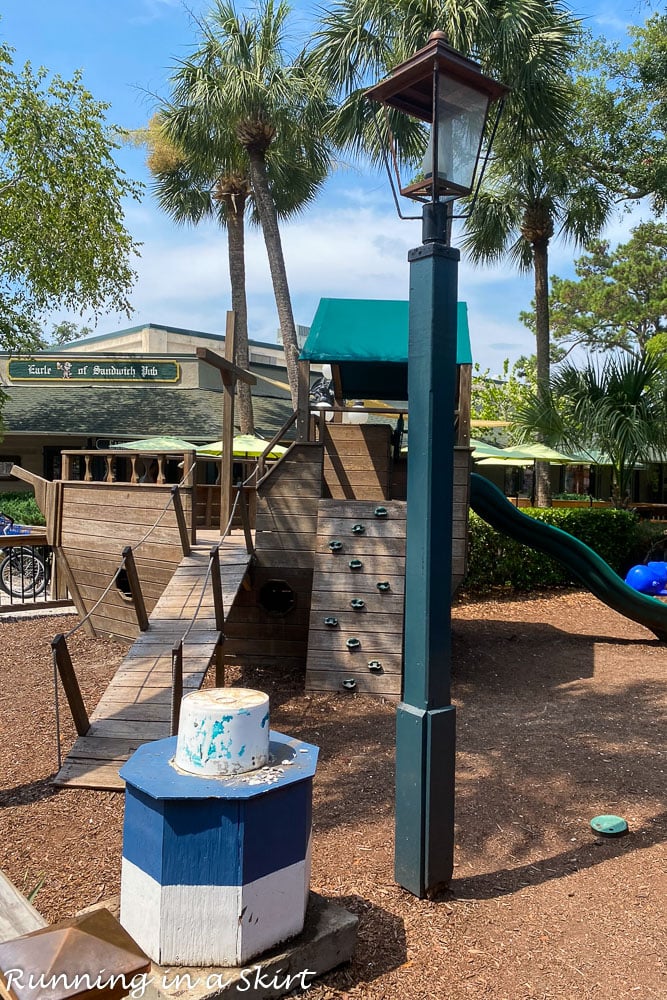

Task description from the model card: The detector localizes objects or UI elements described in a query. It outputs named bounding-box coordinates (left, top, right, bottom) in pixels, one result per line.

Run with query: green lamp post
left=367, top=31, right=507, bottom=898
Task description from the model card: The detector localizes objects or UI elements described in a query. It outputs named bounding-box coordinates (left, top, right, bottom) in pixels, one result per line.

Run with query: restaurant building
left=0, top=322, right=299, bottom=489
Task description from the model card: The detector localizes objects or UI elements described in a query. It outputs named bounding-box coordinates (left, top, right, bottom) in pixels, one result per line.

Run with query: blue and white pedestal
left=119, top=730, right=318, bottom=968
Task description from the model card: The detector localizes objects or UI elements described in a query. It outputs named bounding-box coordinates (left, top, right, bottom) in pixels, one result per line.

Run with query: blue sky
left=0, top=0, right=661, bottom=372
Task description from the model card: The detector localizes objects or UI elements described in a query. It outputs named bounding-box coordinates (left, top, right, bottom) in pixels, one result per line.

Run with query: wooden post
left=214, top=632, right=225, bottom=687
left=237, top=488, right=255, bottom=556
left=456, top=363, right=472, bottom=446
left=297, top=360, right=310, bottom=442
left=195, top=337, right=256, bottom=535
left=60, top=453, right=72, bottom=481
left=171, top=486, right=192, bottom=556
left=221, top=311, right=236, bottom=534
left=209, top=545, right=225, bottom=630
left=51, top=634, right=90, bottom=735
left=208, top=548, right=227, bottom=687
left=121, top=546, right=149, bottom=631
left=182, top=449, right=198, bottom=545
left=171, top=641, right=184, bottom=736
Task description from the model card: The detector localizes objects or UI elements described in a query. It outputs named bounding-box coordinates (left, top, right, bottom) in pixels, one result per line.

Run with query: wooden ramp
left=305, top=500, right=406, bottom=699
left=54, top=539, right=253, bottom=791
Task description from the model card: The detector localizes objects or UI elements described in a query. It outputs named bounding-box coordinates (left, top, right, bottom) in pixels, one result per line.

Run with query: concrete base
left=82, top=892, right=358, bottom=999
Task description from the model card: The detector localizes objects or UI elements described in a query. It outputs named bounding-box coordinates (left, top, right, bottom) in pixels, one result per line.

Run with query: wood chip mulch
left=0, top=590, right=665, bottom=999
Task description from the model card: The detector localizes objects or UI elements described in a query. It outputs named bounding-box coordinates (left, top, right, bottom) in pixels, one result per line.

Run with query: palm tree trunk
left=533, top=237, right=552, bottom=507
left=226, top=197, right=254, bottom=435
left=246, top=149, right=301, bottom=408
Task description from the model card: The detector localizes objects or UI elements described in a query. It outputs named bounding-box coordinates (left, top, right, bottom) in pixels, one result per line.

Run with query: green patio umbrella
left=508, top=442, right=583, bottom=464
left=475, top=456, right=533, bottom=467
left=112, top=435, right=198, bottom=451
left=197, top=435, right=288, bottom=459
left=471, top=439, right=531, bottom=460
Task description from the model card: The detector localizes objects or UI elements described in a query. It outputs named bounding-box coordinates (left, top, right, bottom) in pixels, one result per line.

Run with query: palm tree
left=166, top=0, right=333, bottom=408
left=311, top=1, right=584, bottom=506
left=311, top=0, right=580, bottom=177
left=461, top=140, right=614, bottom=505
left=514, top=354, right=667, bottom=504
left=136, top=114, right=255, bottom=432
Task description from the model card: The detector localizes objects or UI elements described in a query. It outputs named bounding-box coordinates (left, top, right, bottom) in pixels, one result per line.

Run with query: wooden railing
left=60, top=448, right=197, bottom=486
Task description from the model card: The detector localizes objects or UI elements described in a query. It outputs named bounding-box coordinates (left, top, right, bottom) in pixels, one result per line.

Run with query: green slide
left=469, top=472, right=667, bottom=641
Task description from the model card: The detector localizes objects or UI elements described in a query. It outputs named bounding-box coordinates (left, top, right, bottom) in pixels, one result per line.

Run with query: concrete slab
left=82, top=892, right=358, bottom=1000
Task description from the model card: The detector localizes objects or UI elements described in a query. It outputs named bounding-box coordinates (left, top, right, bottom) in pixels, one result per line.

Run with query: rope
left=61, top=475, right=190, bottom=639
left=55, top=457, right=252, bottom=700
left=179, top=487, right=242, bottom=644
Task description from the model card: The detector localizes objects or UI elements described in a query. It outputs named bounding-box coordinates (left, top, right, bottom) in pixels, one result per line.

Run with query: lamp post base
left=395, top=701, right=456, bottom=897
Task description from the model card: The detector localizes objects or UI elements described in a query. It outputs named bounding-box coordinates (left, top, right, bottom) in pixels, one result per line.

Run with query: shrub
left=465, top=506, right=646, bottom=593
left=0, top=491, right=46, bottom=526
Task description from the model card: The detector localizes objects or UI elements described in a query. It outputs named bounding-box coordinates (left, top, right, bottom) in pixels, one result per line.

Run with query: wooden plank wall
left=222, top=442, right=323, bottom=670
left=306, top=500, right=406, bottom=699
left=322, top=424, right=393, bottom=500
left=253, top=443, right=323, bottom=570
left=56, top=483, right=193, bottom=642
left=453, top=446, right=471, bottom=590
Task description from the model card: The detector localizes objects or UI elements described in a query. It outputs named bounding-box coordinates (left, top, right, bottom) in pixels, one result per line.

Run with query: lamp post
left=367, top=31, right=507, bottom=898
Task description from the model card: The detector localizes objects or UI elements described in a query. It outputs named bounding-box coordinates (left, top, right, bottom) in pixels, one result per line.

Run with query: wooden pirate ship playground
left=14, top=298, right=667, bottom=793
left=9, top=300, right=471, bottom=790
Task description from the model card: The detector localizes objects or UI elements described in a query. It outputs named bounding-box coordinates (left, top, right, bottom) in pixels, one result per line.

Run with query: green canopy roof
left=301, top=298, right=472, bottom=400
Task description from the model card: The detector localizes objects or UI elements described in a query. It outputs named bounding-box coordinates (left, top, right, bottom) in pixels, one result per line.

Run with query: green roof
left=301, top=298, right=472, bottom=365
left=300, top=298, right=471, bottom=401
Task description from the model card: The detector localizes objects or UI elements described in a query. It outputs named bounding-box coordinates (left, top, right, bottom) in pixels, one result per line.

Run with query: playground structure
left=10, top=301, right=667, bottom=792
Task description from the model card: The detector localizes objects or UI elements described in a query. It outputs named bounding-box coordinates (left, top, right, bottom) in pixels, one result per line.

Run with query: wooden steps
left=54, top=539, right=253, bottom=791
left=305, top=500, right=406, bottom=699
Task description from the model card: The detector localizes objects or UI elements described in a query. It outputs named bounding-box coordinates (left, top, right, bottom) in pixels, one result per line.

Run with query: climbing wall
left=305, top=499, right=406, bottom=699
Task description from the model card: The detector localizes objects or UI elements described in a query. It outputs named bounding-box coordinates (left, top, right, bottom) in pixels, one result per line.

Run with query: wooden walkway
left=54, top=538, right=253, bottom=791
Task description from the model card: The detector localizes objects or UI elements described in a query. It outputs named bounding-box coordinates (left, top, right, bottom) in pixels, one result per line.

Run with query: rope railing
left=50, top=474, right=194, bottom=766
left=50, top=463, right=254, bottom=761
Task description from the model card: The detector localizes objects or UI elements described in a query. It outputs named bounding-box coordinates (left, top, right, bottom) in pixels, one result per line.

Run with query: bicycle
left=0, top=513, right=49, bottom=599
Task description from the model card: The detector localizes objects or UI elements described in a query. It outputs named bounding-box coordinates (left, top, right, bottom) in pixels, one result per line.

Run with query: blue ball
left=625, top=564, right=661, bottom=594
left=647, top=561, right=667, bottom=587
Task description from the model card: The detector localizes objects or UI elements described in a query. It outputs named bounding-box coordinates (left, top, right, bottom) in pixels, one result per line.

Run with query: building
left=0, top=323, right=300, bottom=488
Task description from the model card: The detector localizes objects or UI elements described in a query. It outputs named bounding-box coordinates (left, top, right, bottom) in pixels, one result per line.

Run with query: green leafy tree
left=521, top=222, right=667, bottom=361
left=49, top=321, right=93, bottom=345
left=166, top=0, right=333, bottom=408
left=569, top=16, right=667, bottom=213
left=461, top=139, right=614, bottom=506
left=514, top=354, right=667, bottom=503
left=0, top=40, right=141, bottom=351
left=462, top=143, right=615, bottom=505
left=471, top=359, right=535, bottom=437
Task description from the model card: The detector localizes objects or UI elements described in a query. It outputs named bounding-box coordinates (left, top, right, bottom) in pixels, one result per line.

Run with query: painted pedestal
left=119, top=731, right=318, bottom=967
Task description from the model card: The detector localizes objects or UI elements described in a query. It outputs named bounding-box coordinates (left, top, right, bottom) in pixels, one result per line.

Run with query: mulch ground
left=0, top=589, right=665, bottom=1000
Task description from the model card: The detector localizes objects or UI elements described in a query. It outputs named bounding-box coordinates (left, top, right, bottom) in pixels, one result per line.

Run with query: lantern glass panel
left=422, top=78, right=489, bottom=193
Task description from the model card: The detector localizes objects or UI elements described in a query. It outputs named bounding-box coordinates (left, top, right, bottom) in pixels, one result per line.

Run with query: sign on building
left=8, top=358, right=180, bottom=382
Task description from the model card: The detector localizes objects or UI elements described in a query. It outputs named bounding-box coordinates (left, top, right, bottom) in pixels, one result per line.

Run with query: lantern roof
left=366, top=30, right=508, bottom=121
